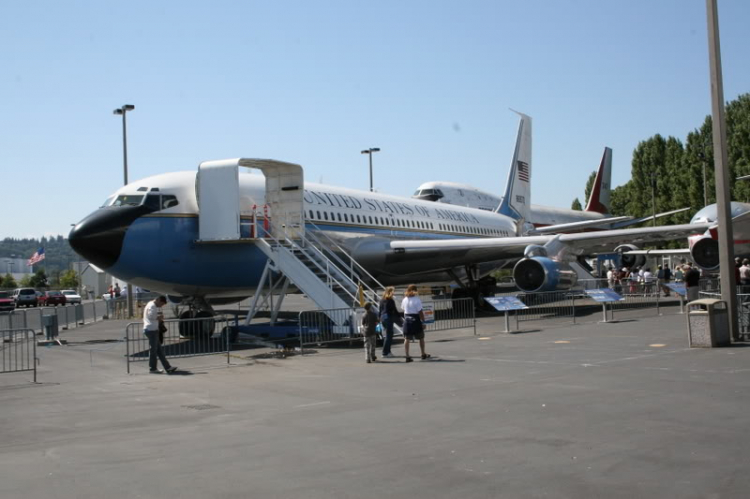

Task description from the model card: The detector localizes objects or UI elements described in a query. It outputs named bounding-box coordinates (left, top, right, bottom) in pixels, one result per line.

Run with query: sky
left=1, top=0, right=749, bottom=239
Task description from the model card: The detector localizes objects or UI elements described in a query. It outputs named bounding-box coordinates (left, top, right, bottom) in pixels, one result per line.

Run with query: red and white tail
left=585, top=147, right=612, bottom=214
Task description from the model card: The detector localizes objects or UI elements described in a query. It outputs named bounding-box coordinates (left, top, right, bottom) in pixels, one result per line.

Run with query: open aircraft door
left=197, top=158, right=305, bottom=242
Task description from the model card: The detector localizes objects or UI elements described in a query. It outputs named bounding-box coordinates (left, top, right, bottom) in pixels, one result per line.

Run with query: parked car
left=0, top=291, right=15, bottom=312
left=39, top=290, right=67, bottom=307
left=13, top=288, right=38, bottom=307
left=61, top=290, right=82, bottom=304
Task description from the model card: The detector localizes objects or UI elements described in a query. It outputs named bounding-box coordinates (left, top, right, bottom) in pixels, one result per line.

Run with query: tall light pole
left=361, top=147, right=380, bottom=192
left=706, top=0, right=738, bottom=341
left=113, top=104, right=135, bottom=317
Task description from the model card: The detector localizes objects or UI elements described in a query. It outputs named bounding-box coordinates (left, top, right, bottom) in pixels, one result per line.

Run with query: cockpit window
left=101, top=196, right=115, bottom=207
left=112, top=195, right=144, bottom=206
left=414, top=190, right=422, bottom=196
left=161, top=195, right=179, bottom=209
left=144, top=194, right=162, bottom=210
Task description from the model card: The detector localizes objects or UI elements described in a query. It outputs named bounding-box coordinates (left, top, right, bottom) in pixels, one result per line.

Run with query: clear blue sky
left=2, top=0, right=749, bottom=238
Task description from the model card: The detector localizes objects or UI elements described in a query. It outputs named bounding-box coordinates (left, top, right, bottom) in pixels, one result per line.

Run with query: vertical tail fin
left=584, top=147, right=612, bottom=214
left=495, top=111, right=532, bottom=226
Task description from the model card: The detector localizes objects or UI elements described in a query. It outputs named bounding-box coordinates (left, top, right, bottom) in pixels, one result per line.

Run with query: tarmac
left=1, top=305, right=749, bottom=499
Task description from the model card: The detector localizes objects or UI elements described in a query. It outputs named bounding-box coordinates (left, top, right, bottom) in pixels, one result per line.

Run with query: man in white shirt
left=143, top=296, right=177, bottom=374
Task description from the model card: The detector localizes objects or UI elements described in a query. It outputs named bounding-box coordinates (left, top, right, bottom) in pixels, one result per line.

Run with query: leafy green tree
left=18, top=275, right=32, bottom=287
left=59, top=269, right=79, bottom=289
left=571, top=198, right=582, bottom=211
left=29, top=270, right=48, bottom=288
left=1, top=273, right=17, bottom=289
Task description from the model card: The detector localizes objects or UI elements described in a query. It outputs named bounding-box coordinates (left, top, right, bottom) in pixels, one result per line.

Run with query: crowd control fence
left=0, top=301, right=107, bottom=336
left=125, top=315, right=233, bottom=373
left=297, top=297, right=477, bottom=352
left=0, top=329, right=37, bottom=383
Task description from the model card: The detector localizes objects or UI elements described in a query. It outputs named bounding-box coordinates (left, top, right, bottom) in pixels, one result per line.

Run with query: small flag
left=517, top=161, right=530, bottom=182
left=27, top=248, right=45, bottom=266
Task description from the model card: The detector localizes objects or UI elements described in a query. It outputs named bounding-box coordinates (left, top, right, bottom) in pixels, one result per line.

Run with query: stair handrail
left=304, top=222, right=386, bottom=293
left=260, top=223, right=361, bottom=307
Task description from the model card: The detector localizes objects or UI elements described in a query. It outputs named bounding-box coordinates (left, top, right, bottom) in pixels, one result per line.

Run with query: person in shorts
left=400, top=284, right=430, bottom=363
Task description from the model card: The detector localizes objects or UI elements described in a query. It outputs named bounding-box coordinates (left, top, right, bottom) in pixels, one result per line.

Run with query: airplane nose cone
left=69, top=206, right=149, bottom=269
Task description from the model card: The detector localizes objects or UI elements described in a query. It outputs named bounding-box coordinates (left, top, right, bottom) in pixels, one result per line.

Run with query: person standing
left=684, top=262, right=701, bottom=303
left=740, top=259, right=750, bottom=289
left=401, top=284, right=430, bottom=363
left=657, top=264, right=672, bottom=297
left=379, top=286, right=398, bottom=358
left=143, top=296, right=177, bottom=374
left=361, top=303, right=379, bottom=364
left=114, top=283, right=121, bottom=298
left=606, top=266, right=616, bottom=289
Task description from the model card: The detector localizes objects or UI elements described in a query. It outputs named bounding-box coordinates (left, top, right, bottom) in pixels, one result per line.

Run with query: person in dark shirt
left=684, top=262, right=701, bottom=302
left=362, top=303, right=379, bottom=364
left=378, top=286, right=398, bottom=358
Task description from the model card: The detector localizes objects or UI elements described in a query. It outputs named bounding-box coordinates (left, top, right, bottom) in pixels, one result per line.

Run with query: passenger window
left=324, top=212, right=328, bottom=221
left=344, top=214, right=349, bottom=222
left=337, top=213, right=342, bottom=222
left=356, top=215, right=361, bottom=223
left=316, top=211, right=321, bottom=219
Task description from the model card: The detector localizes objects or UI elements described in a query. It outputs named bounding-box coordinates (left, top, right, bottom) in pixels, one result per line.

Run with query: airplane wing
left=388, top=222, right=711, bottom=271
left=529, top=216, right=632, bottom=234
left=610, top=207, right=691, bottom=229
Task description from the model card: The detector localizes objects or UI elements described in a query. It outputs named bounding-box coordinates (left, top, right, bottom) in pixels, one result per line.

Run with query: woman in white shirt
left=400, top=284, right=430, bottom=363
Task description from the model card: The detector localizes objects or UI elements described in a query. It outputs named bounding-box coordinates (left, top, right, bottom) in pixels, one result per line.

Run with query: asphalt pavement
left=1, top=308, right=749, bottom=499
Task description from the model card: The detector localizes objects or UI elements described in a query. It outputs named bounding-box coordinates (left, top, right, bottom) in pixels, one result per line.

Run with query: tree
left=18, top=275, right=32, bottom=287
left=1, top=273, right=17, bottom=289
left=59, top=269, right=79, bottom=289
left=571, top=198, right=582, bottom=211
left=29, top=270, right=48, bottom=288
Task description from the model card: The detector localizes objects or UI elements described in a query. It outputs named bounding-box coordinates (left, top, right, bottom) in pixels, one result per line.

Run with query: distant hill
left=0, top=236, right=80, bottom=275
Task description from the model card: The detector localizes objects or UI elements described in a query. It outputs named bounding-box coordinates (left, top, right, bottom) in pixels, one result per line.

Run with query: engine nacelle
left=513, top=257, right=578, bottom=293
left=614, top=244, right=645, bottom=269
left=690, top=235, right=720, bottom=269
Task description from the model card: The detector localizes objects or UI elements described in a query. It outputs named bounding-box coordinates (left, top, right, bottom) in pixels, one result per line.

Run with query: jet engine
left=512, top=257, right=578, bottom=293
left=690, top=235, right=720, bottom=269
left=614, top=244, right=646, bottom=269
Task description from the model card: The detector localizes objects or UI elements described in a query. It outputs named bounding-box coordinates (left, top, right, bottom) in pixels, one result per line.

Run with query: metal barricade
left=513, top=290, right=576, bottom=323
left=423, top=297, right=476, bottom=334
left=125, top=316, right=232, bottom=373
left=298, top=308, right=360, bottom=350
left=1, top=329, right=37, bottom=383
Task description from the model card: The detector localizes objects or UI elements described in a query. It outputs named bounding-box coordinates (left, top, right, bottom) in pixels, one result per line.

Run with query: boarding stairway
left=249, top=222, right=387, bottom=326
left=193, top=157, right=390, bottom=328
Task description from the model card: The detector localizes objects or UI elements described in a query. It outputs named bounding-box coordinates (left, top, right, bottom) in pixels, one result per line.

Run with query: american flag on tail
left=517, top=161, right=529, bottom=182
left=27, top=248, right=45, bottom=266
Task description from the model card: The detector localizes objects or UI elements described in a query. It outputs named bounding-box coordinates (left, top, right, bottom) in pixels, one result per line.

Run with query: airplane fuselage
left=69, top=171, right=518, bottom=299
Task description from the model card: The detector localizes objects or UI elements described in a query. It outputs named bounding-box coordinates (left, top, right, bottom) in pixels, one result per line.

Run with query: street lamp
left=113, top=104, right=135, bottom=317
left=113, top=104, right=135, bottom=185
left=361, top=147, right=380, bottom=192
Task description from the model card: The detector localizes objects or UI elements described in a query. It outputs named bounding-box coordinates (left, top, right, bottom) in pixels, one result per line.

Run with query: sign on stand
left=484, top=296, right=528, bottom=333
left=584, top=289, right=623, bottom=323
left=665, top=283, right=687, bottom=314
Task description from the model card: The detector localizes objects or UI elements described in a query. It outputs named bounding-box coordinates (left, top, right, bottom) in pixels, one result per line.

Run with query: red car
left=0, top=291, right=14, bottom=312
left=39, top=290, right=67, bottom=307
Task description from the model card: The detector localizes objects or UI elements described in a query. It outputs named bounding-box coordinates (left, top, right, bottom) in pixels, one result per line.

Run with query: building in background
left=2, top=257, right=33, bottom=282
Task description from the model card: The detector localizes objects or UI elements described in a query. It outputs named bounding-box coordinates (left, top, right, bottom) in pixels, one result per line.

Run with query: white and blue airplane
left=69, top=114, right=711, bottom=316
